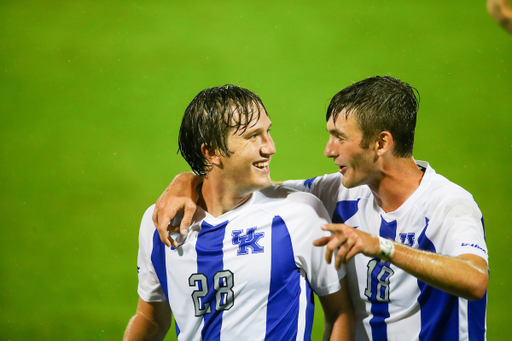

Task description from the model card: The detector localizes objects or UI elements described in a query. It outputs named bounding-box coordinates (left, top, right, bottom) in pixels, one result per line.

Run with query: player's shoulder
left=429, top=170, right=474, bottom=201
left=416, top=162, right=479, bottom=212
left=309, top=172, right=343, bottom=185
left=138, top=204, right=158, bottom=242
left=259, top=183, right=320, bottom=201
left=301, top=172, right=343, bottom=190
left=142, top=204, right=156, bottom=221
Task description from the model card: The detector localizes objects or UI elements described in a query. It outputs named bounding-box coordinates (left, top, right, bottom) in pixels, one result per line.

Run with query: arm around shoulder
left=152, top=172, right=203, bottom=247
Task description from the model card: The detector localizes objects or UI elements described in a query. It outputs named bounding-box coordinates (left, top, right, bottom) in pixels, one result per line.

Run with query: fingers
left=313, top=236, right=336, bottom=264
left=319, top=223, right=384, bottom=270
left=153, top=201, right=196, bottom=246
left=334, top=233, right=358, bottom=269
left=167, top=224, right=183, bottom=248
left=151, top=172, right=201, bottom=247
left=313, top=236, right=331, bottom=247
left=323, top=234, right=341, bottom=265
left=321, top=223, right=362, bottom=270
left=159, top=223, right=182, bottom=248
left=152, top=200, right=162, bottom=227
left=180, top=202, right=197, bottom=235
left=168, top=235, right=179, bottom=249
left=321, top=223, right=346, bottom=234
left=153, top=185, right=170, bottom=225
left=156, top=208, right=177, bottom=248
left=319, top=224, right=345, bottom=266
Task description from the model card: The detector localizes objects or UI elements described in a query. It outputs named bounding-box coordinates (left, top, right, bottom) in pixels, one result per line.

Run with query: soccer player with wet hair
left=124, top=85, right=354, bottom=341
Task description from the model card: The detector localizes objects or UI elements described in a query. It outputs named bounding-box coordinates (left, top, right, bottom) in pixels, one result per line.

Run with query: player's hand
left=152, top=172, right=200, bottom=248
left=313, top=223, right=380, bottom=270
left=487, top=0, right=512, bottom=33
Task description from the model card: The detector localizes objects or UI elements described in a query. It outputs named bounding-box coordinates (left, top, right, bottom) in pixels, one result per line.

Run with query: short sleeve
left=283, top=173, right=343, bottom=217
left=137, top=205, right=167, bottom=302
left=284, top=191, right=344, bottom=297
left=429, top=195, right=488, bottom=263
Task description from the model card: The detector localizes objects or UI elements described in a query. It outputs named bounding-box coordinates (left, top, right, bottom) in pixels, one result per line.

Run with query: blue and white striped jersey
left=137, top=185, right=343, bottom=341
left=284, top=160, right=488, bottom=341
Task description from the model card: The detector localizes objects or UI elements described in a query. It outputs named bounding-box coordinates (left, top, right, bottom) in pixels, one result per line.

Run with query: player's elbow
left=465, top=272, right=489, bottom=301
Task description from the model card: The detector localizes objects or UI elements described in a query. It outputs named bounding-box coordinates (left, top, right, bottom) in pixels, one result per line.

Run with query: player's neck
left=369, top=157, right=424, bottom=213
left=200, top=177, right=253, bottom=217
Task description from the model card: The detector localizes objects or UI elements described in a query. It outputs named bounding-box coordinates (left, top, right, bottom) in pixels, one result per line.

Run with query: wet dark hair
left=178, top=84, right=268, bottom=176
left=326, top=76, right=420, bottom=157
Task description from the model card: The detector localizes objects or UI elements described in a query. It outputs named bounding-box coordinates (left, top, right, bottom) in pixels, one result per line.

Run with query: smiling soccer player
left=124, top=85, right=355, bottom=341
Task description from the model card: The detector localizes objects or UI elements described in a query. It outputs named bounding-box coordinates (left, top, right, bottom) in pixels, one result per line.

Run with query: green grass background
left=1, top=0, right=511, bottom=340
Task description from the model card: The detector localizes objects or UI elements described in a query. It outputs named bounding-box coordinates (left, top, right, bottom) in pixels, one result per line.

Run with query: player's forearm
left=322, top=312, right=354, bottom=341
left=322, top=321, right=333, bottom=341
left=319, top=283, right=355, bottom=341
left=123, top=313, right=168, bottom=341
left=324, top=312, right=355, bottom=341
left=389, top=243, right=488, bottom=300
left=169, top=171, right=203, bottom=196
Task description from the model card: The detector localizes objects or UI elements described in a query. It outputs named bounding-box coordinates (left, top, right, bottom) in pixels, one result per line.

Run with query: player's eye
left=333, top=133, right=345, bottom=142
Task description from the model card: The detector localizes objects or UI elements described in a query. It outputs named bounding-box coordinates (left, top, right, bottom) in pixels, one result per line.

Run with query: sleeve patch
left=461, top=243, right=487, bottom=254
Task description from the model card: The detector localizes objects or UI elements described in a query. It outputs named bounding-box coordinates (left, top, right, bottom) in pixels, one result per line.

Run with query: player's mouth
left=337, top=164, right=347, bottom=173
left=253, top=160, right=270, bottom=174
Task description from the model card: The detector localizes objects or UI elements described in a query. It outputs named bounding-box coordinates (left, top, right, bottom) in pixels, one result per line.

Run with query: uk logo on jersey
left=399, top=232, right=416, bottom=246
left=232, top=227, right=264, bottom=256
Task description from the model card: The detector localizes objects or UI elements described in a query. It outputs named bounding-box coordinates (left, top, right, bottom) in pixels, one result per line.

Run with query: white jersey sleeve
left=283, top=173, right=344, bottom=218
left=426, top=190, right=488, bottom=261
left=137, top=205, right=167, bottom=303
left=279, top=190, right=346, bottom=295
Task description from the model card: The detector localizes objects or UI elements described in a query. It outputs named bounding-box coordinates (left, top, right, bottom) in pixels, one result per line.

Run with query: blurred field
left=1, top=1, right=511, bottom=340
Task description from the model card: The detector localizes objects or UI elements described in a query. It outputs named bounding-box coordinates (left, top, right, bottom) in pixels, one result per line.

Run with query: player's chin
left=341, top=174, right=360, bottom=189
left=258, top=178, right=272, bottom=189
left=252, top=175, right=272, bottom=190
left=341, top=177, right=353, bottom=188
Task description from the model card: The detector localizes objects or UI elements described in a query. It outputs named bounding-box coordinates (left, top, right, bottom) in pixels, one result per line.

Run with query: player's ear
left=201, top=143, right=221, bottom=166
left=376, top=131, right=393, bottom=156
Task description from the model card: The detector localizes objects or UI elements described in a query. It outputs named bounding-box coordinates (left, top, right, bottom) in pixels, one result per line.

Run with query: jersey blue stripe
left=151, top=229, right=169, bottom=301
left=265, top=215, right=303, bottom=341
left=304, top=281, right=314, bottom=341
left=467, top=216, right=487, bottom=340
left=303, top=177, right=317, bottom=189
left=368, top=217, right=397, bottom=341
left=196, top=220, right=229, bottom=341
left=480, top=217, right=487, bottom=241
left=332, top=199, right=360, bottom=224
left=369, top=300, right=389, bottom=341
left=174, top=322, right=180, bottom=338
left=417, top=218, right=459, bottom=341
left=468, top=292, right=486, bottom=340
left=417, top=285, right=459, bottom=341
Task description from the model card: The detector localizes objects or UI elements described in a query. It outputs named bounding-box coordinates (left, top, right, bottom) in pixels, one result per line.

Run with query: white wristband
left=378, top=237, right=395, bottom=262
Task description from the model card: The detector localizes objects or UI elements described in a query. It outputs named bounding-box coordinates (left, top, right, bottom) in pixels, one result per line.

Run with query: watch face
left=378, top=237, right=394, bottom=261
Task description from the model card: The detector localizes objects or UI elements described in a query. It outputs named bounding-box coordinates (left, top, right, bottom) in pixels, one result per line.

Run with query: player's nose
left=261, top=133, right=276, bottom=156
